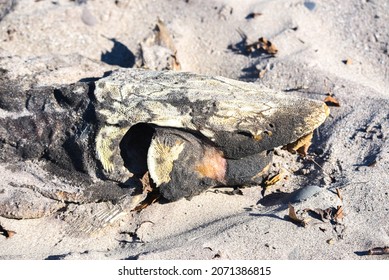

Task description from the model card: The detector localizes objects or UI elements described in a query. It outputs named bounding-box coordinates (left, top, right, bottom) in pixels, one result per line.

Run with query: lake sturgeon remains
left=0, top=68, right=329, bottom=220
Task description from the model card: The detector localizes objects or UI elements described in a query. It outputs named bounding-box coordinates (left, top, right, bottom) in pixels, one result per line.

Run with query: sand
left=0, top=0, right=388, bottom=260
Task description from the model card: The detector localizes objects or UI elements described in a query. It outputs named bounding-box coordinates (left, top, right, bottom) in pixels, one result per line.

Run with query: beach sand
left=0, top=0, right=388, bottom=260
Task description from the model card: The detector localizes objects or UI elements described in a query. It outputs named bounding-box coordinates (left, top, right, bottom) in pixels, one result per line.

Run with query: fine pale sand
left=0, top=0, right=388, bottom=259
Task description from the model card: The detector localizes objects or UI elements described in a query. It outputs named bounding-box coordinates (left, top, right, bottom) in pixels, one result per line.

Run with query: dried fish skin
left=95, top=68, right=328, bottom=174
left=0, top=68, right=329, bottom=219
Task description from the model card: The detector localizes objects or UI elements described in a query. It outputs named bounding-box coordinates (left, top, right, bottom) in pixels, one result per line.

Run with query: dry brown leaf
left=132, top=191, right=160, bottom=212
left=140, top=171, right=153, bottom=193
left=141, top=18, right=181, bottom=71
left=288, top=204, right=299, bottom=221
left=368, top=246, right=389, bottom=255
left=155, top=20, right=181, bottom=71
left=324, top=96, right=340, bottom=107
left=258, top=37, right=278, bottom=55
left=288, top=204, right=310, bottom=227
left=245, top=37, right=278, bottom=55
left=155, top=19, right=176, bottom=52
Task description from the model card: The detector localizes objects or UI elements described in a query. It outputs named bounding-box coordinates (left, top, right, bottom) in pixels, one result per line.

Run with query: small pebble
left=81, top=7, right=97, bottom=26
